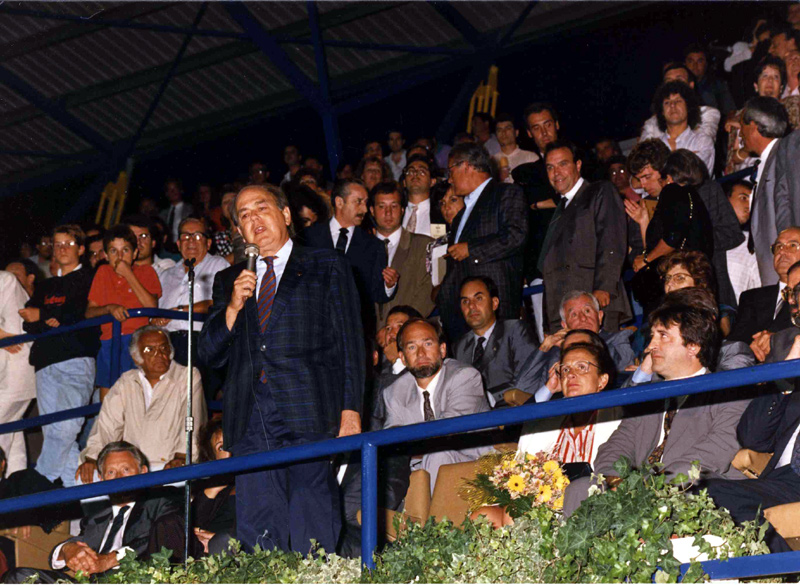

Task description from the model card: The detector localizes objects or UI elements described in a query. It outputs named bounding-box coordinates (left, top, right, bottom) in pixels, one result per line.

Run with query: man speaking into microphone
left=199, top=184, right=364, bottom=554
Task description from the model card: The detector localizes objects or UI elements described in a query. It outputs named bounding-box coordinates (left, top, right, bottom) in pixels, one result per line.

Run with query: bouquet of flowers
left=460, top=451, right=569, bottom=518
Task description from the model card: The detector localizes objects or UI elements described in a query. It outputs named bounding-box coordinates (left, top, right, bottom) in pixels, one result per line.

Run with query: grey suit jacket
left=541, top=180, right=630, bottom=327
left=453, top=319, right=538, bottom=402
left=773, top=129, right=800, bottom=264
left=751, top=140, right=789, bottom=286
left=383, top=358, right=490, bottom=428
left=593, top=371, right=748, bottom=482
left=376, top=228, right=434, bottom=325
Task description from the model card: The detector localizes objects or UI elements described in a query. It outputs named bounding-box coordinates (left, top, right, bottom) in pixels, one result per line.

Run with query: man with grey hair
left=76, top=325, right=206, bottom=484
left=740, top=96, right=792, bottom=285
left=436, top=142, right=528, bottom=341
left=514, top=290, right=635, bottom=403
left=5, top=440, right=183, bottom=582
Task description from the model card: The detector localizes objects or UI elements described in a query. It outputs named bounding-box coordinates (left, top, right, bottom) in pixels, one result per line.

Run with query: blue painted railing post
left=111, top=319, right=122, bottom=384
left=361, top=441, right=378, bottom=571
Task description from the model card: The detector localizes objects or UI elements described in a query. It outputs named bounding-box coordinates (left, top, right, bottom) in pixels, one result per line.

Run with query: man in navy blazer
left=301, top=178, right=395, bottom=335
left=199, top=184, right=365, bottom=554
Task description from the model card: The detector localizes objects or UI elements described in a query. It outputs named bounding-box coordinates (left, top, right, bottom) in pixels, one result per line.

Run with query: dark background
left=0, top=1, right=783, bottom=265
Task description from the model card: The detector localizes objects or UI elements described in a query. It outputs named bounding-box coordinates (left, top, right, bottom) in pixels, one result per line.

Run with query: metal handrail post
left=110, top=319, right=122, bottom=383
left=361, top=441, right=378, bottom=571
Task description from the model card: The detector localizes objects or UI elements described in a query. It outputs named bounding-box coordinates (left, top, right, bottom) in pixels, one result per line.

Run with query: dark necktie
left=258, top=257, right=276, bottom=383
left=422, top=390, right=435, bottom=422
left=537, top=197, right=567, bottom=273
left=473, top=336, right=486, bottom=367
left=336, top=228, right=348, bottom=254
left=647, top=400, right=677, bottom=466
left=167, top=206, right=176, bottom=241
left=99, top=505, right=130, bottom=555
left=747, top=160, right=760, bottom=253
left=384, top=238, right=390, bottom=262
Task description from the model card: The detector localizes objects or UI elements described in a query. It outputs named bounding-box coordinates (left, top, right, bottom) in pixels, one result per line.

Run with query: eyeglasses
left=771, top=241, right=800, bottom=255
left=405, top=168, right=429, bottom=177
left=136, top=233, right=151, bottom=240
left=663, top=272, right=692, bottom=285
left=557, top=361, right=600, bottom=377
left=448, top=161, right=466, bottom=173
left=179, top=232, right=207, bottom=242
left=39, top=241, right=52, bottom=247
left=53, top=241, right=77, bottom=250
left=142, top=345, right=170, bottom=357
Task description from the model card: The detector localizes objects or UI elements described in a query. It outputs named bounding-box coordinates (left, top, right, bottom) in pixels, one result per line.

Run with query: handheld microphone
left=244, top=243, right=260, bottom=273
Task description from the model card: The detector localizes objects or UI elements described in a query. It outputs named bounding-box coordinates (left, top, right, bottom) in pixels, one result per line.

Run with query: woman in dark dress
left=626, top=149, right=714, bottom=314
left=192, top=419, right=235, bottom=557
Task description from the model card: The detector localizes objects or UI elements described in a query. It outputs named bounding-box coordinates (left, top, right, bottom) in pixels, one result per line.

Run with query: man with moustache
left=199, top=184, right=363, bottom=554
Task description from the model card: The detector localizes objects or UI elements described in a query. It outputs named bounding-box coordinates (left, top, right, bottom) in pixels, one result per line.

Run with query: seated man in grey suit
left=453, top=276, right=538, bottom=407
left=5, top=441, right=182, bottom=583
left=564, top=301, right=748, bottom=515
left=515, top=290, right=636, bottom=403
left=383, top=318, right=490, bottom=494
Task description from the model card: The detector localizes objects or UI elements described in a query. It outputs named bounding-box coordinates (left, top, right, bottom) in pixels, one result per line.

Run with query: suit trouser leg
left=705, top=466, right=800, bottom=552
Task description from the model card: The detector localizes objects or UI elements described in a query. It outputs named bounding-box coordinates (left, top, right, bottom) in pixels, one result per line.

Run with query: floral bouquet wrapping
left=459, top=451, right=569, bottom=518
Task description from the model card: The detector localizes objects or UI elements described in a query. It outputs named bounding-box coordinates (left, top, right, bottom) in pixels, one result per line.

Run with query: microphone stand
left=183, top=257, right=196, bottom=563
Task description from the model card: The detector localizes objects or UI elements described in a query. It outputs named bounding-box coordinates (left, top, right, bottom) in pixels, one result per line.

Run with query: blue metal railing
left=2, top=304, right=800, bottom=578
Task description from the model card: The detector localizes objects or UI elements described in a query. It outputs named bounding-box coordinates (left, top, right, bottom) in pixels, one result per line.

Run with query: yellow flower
left=543, top=460, right=560, bottom=474
left=555, top=476, right=567, bottom=490
left=553, top=495, right=564, bottom=510
left=526, top=453, right=535, bottom=461
left=539, top=484, right=553, bottom=503
left=507, top=474, right=526, bottom=493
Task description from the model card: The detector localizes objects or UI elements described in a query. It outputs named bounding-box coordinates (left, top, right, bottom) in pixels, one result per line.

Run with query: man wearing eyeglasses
left=728, top=227, right=800, bottom=360
left=76, top=325, right=206, bottom=483
left=400, top=154, right=445, bottom=238
left=152, top=218, right=229, bottom=399
left=20, top=225, right=100, bottom=488
left=125, top=215, right=176, bottom=279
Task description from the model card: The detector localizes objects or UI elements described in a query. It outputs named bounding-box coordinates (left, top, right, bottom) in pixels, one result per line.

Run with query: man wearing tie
left=158, top=179, right=194, bottom=250
left=302, top=178, right=396, bottom=336
left=199, top=184, right=364, bottom=553
left=740, top=96, right=790, bottom=285
left=436, top=143, right=528, bottom=342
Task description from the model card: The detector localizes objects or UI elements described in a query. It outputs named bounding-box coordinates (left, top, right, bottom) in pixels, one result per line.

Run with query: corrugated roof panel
left=0, top=86, right=30, bottom=113
left=247, top=2, right=309, bottom=31
left=1, top=115, right=91, bottom=155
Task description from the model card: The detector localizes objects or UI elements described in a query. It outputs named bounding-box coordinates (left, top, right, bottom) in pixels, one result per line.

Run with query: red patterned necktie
left=258, top=257, right=276, bottom=383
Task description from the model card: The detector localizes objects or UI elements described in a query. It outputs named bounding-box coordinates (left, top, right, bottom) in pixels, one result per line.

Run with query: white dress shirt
left=776, top=281, right=787, bottom=319
left=659, top=126, right=716, bottom=175
left=641, top=105, right=720, bottom=142
left=52, top=503, right=136, bottom=569
left=158, top=254, right=230, bottom=332
left=137, top=370, right=167, bottom=411
left=415, top=367, right=443, bottom=419
left=455, top=178, right=492, bottom=243
left=256, top=238, right=293, bottom=298
left=376, top=228, right=403, bottom=266
left=562, top=177, right=585, bottom=208
left=329, top=217, right=355, bottom=254
left=392, top=358, right=405, bottom=375
left=726, top=236, right=762, bottom=303
left=403, top=198, right=432, bottom=237
left=152, top=255, right=177, bottom=279
left=473, top=321, right=496, bottom=351
left=385, top=151, right=407, bottom=181
left=777, top=422, right=800, bottom=468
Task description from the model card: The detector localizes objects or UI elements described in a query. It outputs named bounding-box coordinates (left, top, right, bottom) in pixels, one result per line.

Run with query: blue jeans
left=35, top=357, right=95, bottom=487
left=95, top=335, right=135, bottom=388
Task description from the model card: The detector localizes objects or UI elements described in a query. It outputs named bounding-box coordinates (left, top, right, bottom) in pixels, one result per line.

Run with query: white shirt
left=783, top=85, right=800, bottom=99
left=56, top=263, right=82, bottom=277
left=329, top=217, right=355, bottom=254
left=376, top=228, right=402, bottom=266
left=481, top=135, right=501, bottom=156
left=403, top=198, right=432, bottom=237
left=455, top=178, right=492, bottom=243
left=52, top=503, right=136, bottom=569
left=384, top=151, right=407, bottom=181
left=158, top=254, right=229, bottom=332
left=659, top=126, right=716, bottom=175
left=777, top=420, right=800, bottom=468
left=416, top=367, right=443, bottom=419
left=492, top=147, right=539, bottom=183
left=726, top=237, right=762, bottom=303
left=152, top=255, right=176, bottom=279
left=473, top=320, right=496, bottom=351
left=641, top=105, right=720, bottom=143
left=776, top=281, right=787, bottom=319
left=137, top=369, right=167, bottom=411
left=256, top=238, right=293, bottom=298
left=392, top=358, right=405, bottom=375
left=561, top=177, right=585, bottom=208
left=754, top=139, right=779, bottom=207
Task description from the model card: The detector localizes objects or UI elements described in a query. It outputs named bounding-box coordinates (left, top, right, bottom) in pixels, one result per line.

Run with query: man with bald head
left=199, top=184, right=364, bottom=554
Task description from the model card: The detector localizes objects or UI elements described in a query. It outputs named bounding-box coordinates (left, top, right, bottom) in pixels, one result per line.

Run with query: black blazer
left=736, top=387, right=800, bottom=477
left=199, top=244, right=365, bottom=449
left=727, top=284, right=791, bottom=344
left=302, top=222, right=392, bottom=334
left=437, top=179, right=528, bottom=341
left=51, top=496, right=179, bottom=568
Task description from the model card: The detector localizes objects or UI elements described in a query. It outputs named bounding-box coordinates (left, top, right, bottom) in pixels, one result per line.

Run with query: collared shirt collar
left=474, top=319, right=497, bottom=344
left=415, top=366, right=444, bottom=415
left=56, top=263, right=82, bottom=277
left=562, top=177, right=585, bottom=206
left=377, top=227, right=402, bottom=247
left=756, top=139, right=779, bottom=185
left=330, top=217, right=355, bottom=251
left=392, top=358, right=405, bottom=375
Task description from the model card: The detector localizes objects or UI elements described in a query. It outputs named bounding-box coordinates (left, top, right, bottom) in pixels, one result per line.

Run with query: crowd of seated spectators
left=6, top=7, right=800, bottom=574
